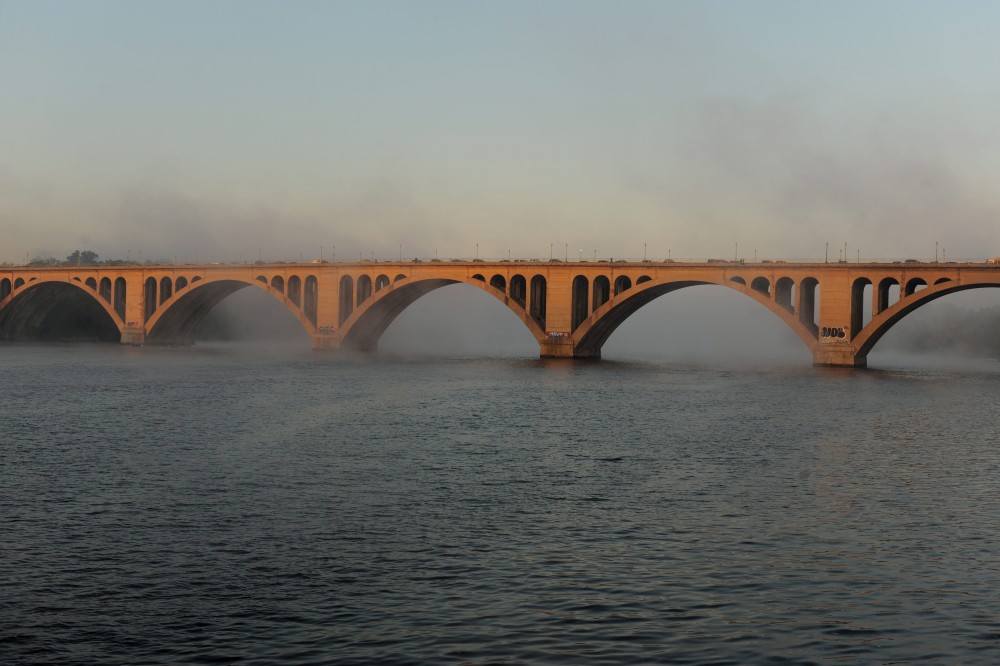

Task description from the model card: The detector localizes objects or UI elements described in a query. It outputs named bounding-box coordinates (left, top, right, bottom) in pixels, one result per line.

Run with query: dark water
left=3, top=344, right=1000, bottom=664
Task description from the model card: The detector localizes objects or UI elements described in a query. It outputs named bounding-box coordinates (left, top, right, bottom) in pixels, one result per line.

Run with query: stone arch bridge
left=1, top=260, right=998, bottom=367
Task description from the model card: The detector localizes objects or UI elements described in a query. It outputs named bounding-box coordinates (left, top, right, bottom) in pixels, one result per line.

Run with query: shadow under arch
left=145, top=278, right=316, bottom=345
left=340, top=276, right=546, bottom=352
left=853, top=279, right=1000, bottom=361
left=573, top=278, right=819, bottom=358
left=0, top=280, right=122, bottom=342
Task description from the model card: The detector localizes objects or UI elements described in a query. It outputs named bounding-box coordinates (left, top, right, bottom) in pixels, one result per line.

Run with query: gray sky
left=4, top=1, right=1000, bottom=265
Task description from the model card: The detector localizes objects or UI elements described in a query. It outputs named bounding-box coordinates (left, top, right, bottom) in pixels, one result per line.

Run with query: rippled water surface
left=3, top=344, right=1000, bottom=664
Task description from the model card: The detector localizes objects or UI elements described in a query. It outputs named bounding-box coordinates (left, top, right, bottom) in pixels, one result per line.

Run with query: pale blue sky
left=3, top=1, right=1000, bottom=264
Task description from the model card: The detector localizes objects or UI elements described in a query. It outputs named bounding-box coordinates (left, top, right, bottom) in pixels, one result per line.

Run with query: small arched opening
left=113, top=278, right=126, bottom=320
left=271, top=275, right=285, bottom=294
left=304, top=275, right=318, bottom=325
left=751, top=276, right=771, bottom=296
left=99, top=277, right=112, bottom=303
left=288, top=275, right=302, bottom=306
left=798, top=277, right=819, bottom=335
left=592, top=275, right=610, bottom=312
left=144, top=277, right=158, bottom=320
left=572, top=275, right=589, bottom=331
left=905, top=277, right=927, bottom=296
left=877, top=277, right=900, bottom=314
left=530, top=275, right=547, bottom=328
left=356, top=275, right=371, bottom=305
left=375, top=274, right=390, bottom=292
left=160, top=277, right=173, bottom=305
left=614, top=275, right=632, bottom=295
left=775, top=277, right=794, bottom=312
left=510, top=274, right=526, bottom=306
left=490, top=275, right=507, bottom=293
left=851, top=277, right=873, bottom=339
left=339, top=275, right=354, bottom=325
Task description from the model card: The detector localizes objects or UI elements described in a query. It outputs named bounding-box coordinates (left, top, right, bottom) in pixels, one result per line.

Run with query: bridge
left=1, top=259, right=998, bottom=367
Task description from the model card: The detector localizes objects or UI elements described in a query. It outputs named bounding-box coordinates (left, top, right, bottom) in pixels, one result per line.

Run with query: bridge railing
left=2, top=256, right=996, bottom=268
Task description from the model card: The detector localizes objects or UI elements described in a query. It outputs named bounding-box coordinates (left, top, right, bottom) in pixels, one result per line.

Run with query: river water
left=3, top=343, right=1000, bottom=664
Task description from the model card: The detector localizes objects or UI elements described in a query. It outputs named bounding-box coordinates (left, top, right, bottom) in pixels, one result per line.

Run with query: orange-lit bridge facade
left=1, top=260, right=998, bottom=367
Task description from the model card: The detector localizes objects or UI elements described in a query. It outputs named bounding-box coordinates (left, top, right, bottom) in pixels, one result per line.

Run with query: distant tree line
left=25, top=250, right=133, bottom=267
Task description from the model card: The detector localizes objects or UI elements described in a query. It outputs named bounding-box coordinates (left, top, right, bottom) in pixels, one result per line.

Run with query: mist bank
left=878, top=302, right=1000, bottom=359
left=194, top=284, right=1000, bottom=362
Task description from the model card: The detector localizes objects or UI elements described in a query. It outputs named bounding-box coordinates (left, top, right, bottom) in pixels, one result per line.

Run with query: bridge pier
left=311, top=332, right=341, bottom=351
left=540, top=334, right=576, bottom=358
left=812, top=343, right=866, bottom=368
left=120, top=326, right=145, bottom=346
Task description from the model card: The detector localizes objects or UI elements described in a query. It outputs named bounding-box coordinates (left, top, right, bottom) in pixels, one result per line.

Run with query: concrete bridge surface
left=1, top=259, right=998, bottom=367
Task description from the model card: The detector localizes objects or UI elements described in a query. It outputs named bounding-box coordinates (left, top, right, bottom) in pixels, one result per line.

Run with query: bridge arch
left=338, top=275, right=546, bottom=352
left=0, top=279, right=122, bottom=342
left=144, top=276, right=316, bottom=345
left=852, top=278, right=1000, bottom=361
left=572, top=275, right=819, bottom=358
